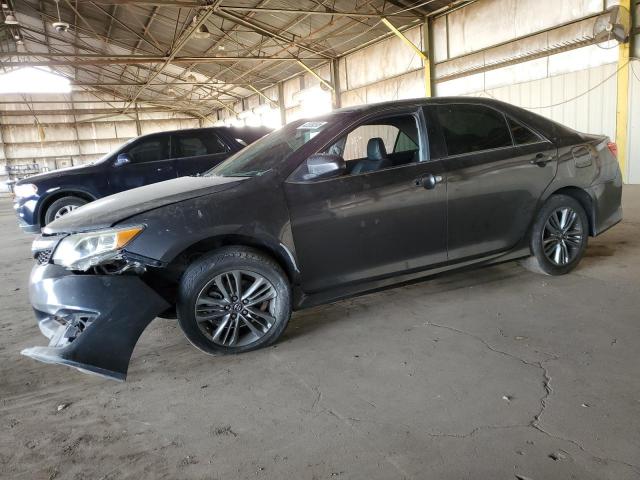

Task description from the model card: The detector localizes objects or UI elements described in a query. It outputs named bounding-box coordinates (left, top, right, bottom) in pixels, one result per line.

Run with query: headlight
left=14, top=183, right=38, bottom=198
left=52, top=226, right=144, bottom=271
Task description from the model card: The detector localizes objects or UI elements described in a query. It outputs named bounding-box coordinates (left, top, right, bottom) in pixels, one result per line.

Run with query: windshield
left=206, top=117, right=335, bottom=177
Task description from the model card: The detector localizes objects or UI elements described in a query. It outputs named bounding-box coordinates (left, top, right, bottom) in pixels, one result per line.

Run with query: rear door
left=425, top=103, right=557, bottom=261
left=108, top=134, right=174, bottom=193
left=172, top=130, right=231, bottom=177
left=284, top=108, right=448, bottom=293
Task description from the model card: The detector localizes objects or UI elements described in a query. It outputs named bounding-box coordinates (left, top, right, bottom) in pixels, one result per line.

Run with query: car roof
left=332, top=96, right=515, bottom=115
left=138, top=125, right=271, bottom=139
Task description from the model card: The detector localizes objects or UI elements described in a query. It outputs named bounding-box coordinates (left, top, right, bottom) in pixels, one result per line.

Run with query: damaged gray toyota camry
left=23, top=97, right=623, bottom=381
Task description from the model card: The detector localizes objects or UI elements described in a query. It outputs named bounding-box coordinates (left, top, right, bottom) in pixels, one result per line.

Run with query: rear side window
left=508, top=118, right=542, bottom=145
left=435, top=104, right=513, bottom=156
left=127, top=137, right=169, bottom=163
left=174, top=133, right=228, bottom=158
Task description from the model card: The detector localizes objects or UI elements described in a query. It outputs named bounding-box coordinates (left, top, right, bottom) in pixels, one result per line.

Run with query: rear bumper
left=22, top=264, right=170, bottom=381
left=588, top=169, right=623, bottom=236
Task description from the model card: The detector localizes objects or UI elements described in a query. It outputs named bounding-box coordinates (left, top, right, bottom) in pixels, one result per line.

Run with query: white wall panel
left=340, top=70, right=424, bottom=107
left=446, top=0, right=602, bottom=59
left=342, top=26, right=423, bottom=90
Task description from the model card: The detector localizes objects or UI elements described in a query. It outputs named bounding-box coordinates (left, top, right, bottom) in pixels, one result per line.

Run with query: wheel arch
left=545, top=186, right=595, bottom=236
left=166, top=234, right=300, bottom=285
left=38, top=189, right=96, bottom=226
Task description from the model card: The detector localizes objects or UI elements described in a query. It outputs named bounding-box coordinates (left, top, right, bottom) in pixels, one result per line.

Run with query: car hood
left=44, top=175, right=247, bottom=234
left=17, top=163, right=98, bottom=184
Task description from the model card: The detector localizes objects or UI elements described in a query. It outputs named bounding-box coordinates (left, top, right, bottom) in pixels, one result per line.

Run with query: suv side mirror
left=303, top=153, right=346, bottom=181
left=114, top=153, right=131, bottom=167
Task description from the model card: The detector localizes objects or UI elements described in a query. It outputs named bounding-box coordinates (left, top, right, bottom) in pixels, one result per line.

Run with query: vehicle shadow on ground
left=282, top=260, right=529, bottom=344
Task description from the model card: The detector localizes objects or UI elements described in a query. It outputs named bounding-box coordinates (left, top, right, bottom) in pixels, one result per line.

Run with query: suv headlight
left=52, top=226, right=144, bottom=271
left=14, top=183, right=38, bottom=198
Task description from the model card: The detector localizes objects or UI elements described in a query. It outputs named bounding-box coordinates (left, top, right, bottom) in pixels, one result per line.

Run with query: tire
left=44, top=196, right=88, bottom=225
left=520, top=194, right=589, bottom=276
left=177, top=247, right=291, bottom=355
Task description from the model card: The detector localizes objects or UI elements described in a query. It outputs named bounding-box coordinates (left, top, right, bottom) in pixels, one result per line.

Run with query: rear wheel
left=520, top=194, right=588, bottom=276
left=44, top=196, right=88, bottom=225
left=177, top=247, right=291, bottom=355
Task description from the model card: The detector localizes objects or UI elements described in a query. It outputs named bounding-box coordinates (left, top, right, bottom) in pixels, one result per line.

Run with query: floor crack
left=424, top=321, right=640, bottom=475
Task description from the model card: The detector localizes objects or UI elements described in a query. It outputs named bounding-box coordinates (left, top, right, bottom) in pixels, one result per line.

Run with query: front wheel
left=520, top=194, right=589, bottom=276
left=44, top=196, right=88, bottom=225
left=177, top=247, right=291, bottom=355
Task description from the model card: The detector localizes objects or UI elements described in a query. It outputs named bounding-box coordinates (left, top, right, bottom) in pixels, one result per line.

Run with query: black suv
left=12, top=126, right=271, bottom=233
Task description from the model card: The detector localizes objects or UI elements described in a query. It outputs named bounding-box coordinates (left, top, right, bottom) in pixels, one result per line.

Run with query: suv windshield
left=207, top=117, right=336, bottom=177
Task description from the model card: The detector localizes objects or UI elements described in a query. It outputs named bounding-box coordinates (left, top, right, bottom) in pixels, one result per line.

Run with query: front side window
left=316, top=114, right=421, bottom=177
left=289, top=113, right=422, bottom=182
left=126, top=137, right=169, bottom=163
left=435, top=104, right=513, bottom=156
left=175, top=133, right=227, bottom=158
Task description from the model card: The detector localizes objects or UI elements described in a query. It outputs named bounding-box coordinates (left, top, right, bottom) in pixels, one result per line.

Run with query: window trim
left=286, top=107, right=429, bottom=184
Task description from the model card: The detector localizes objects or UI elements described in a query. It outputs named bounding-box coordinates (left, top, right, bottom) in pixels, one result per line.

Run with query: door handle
left=415, top=173, right=443, bottom=190
left=530, top=153, right=553, bottom=167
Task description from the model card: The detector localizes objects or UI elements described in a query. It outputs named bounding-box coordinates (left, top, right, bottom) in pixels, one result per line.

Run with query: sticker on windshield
left=297, top=121, right=327, bottom=130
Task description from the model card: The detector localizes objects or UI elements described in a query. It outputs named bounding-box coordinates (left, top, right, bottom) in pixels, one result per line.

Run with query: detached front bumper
left=22, top=264, right=170, bottom=381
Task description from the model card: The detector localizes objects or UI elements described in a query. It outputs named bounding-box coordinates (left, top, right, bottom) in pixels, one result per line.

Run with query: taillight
left=607, top=141, right=618, bottom=157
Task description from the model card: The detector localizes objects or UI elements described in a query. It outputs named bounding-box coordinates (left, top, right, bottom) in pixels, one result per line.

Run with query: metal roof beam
left=217, top=7, right=416, bottom=19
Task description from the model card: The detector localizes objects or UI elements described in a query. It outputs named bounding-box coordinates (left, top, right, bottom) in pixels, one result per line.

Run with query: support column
left=134, top=102, right=142, bottom=136
left=423, top=17, right=434, bottom=98
left=277, top=82, right=287, bottom=126
left=615, top=0, right=632, bottom=182
left=331, top=58, right=342, bottom=109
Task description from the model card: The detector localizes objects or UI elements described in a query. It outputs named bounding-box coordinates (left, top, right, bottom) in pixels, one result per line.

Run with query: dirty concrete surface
left=0, top=188, right=639, bottom=480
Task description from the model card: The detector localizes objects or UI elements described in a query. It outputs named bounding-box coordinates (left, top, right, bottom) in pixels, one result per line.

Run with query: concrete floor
left=1, top=188, right=639, bottom=480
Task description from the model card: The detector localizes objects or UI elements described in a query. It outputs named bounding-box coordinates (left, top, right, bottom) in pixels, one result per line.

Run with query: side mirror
left=114, top=153, right=131, bottom=167
left=303, top=153, right=346, bottom=180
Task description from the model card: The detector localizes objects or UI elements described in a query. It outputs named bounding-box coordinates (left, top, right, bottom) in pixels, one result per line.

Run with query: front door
left=284, top=109, right=447, bottom=293
left=425, top=103, right=558, bottom=260
left=172, top=130, right=231, bottom=177
left=108, top=134, right=175, bottom=193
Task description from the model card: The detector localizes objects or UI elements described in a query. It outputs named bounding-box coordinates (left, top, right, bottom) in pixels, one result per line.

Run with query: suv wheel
left=177, top=247, right=291, bottom=355
left=520, top=194, right=588, bottom=276
left=44, top=196, right=88, bottom=225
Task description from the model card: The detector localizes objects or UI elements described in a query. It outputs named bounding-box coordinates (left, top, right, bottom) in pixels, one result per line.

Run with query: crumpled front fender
left=22, top=264, right=170, bottom=381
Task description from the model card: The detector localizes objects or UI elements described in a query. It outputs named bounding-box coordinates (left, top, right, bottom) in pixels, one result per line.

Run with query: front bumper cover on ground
left=22, top=264, right=170, bottom=381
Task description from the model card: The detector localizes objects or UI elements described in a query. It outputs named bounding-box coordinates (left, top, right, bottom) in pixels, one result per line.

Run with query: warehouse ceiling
left=0, top=0, right=458, bottom=119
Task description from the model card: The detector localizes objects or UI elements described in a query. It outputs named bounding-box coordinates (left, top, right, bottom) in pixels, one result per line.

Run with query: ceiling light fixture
left=52, top=0, right=69, bottom=32
left=192, top=16, right=211, bottom=39
left=4, top=13, right=18, bottom=25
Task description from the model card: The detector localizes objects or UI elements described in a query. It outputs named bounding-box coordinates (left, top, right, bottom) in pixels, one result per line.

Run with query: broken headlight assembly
left=51, top=226, right=144, bottom=271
